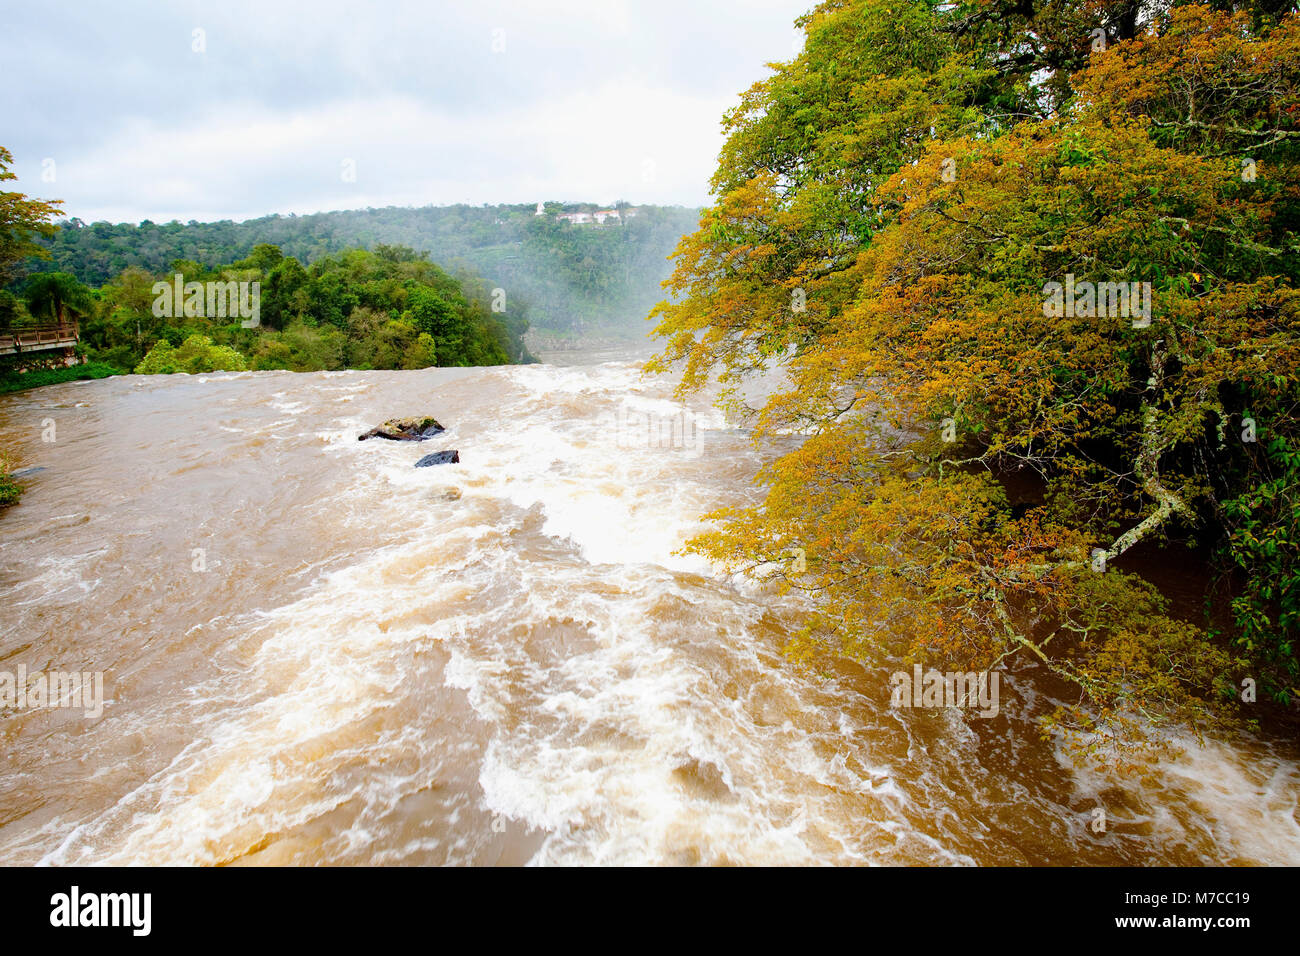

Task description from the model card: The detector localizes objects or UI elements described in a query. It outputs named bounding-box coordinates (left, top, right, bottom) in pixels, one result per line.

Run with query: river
left=0, top=356, right=1296, bottom=865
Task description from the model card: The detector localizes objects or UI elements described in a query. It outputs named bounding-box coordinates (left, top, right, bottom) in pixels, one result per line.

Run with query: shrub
left=135, top=335, right=247, bottom=374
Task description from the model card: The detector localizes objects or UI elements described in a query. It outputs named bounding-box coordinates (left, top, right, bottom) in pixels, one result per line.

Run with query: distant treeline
left=29, top=203, right=701, bottom=339
left=3, top=243, right=533, bottom=375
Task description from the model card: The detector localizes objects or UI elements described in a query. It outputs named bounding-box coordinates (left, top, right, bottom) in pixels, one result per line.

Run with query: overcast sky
left=2, top=0, right=810, bottom=224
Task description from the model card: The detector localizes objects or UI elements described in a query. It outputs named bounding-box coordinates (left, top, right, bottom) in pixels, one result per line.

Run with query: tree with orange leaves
left=650, top=0, right=1300, bottom=764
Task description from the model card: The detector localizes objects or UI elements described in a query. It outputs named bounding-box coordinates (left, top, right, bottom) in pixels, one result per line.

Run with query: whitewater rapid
left=0, top=360, right=1296, bottom=865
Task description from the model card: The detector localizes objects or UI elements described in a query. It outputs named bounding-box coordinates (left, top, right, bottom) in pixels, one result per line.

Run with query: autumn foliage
left=649, top=1, right=1300, bottom=762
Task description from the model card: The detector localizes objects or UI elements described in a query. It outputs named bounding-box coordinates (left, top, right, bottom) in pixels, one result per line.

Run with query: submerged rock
left=415, top=450, right=460, bottom=467
left=357, top=416, right=444, bottom=441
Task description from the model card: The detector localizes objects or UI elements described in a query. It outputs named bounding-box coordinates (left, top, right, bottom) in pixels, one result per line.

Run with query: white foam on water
left=1063, top=731, right=1300, bottom=865
left=1, top=549, right=106, bottom=609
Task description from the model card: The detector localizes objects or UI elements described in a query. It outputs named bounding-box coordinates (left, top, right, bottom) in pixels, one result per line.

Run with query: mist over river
left=0, top=356, right=1297, bottom=865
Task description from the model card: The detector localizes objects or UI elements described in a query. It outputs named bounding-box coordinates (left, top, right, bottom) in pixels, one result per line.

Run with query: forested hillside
left=31, top=203, right=700, bottom=342
left=1, top=145, right=533, bottom=378
left=70, top=243, right=528, bottom=374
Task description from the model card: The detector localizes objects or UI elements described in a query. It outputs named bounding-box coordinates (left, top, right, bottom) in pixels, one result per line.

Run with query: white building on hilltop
left=555, top=207, right=638, bottom=226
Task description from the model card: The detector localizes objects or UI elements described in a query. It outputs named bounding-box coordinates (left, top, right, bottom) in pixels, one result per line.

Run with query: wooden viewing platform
left=0, top=321, right=80, bottom=356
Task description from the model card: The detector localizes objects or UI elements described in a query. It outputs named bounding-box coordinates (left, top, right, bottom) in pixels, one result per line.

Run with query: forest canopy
left=91, top=243, right=533, bottom=374
left=649, top=0, right=1300, bottom=763
left=0, top=187, right=535, bottom=376
left=26, top=202, right=700, bottom=343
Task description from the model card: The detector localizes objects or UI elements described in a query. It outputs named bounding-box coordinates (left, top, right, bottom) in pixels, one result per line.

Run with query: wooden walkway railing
left=0, top=322, right=80, bottom=355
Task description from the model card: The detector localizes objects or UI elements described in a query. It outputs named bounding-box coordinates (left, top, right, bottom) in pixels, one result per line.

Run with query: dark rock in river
left=358, top=416, right=444, bottom=441
left=415, top=450, right=460, bottom=467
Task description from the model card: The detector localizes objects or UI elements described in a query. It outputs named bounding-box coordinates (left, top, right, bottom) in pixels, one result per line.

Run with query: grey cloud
left=2, top=0, right=809, bottom=221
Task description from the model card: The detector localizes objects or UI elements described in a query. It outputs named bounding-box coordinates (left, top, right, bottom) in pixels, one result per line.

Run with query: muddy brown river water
left=0, top=359, right=1296, bottom=864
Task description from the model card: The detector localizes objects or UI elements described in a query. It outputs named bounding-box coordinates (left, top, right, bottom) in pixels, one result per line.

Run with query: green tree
left=262, top=256, right=308, bottom=330
left=135, top=334, right=247, bottom=374
left=23, top=271, right=93, bottom=326
left=402, top=331, right=437, bottom=369
left=0, top=146, right=62, bottom=288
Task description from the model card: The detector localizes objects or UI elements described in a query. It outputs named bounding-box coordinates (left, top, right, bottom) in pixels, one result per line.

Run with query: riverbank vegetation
left=0, top=456, right=21, bottom=508
left=650, top=0, right=1300, bottom=764
left=0, top=362, right=116, bottom=394
left=1, top=154, right=537, bottom=376
left=82, top=243, right=534, bottom=373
